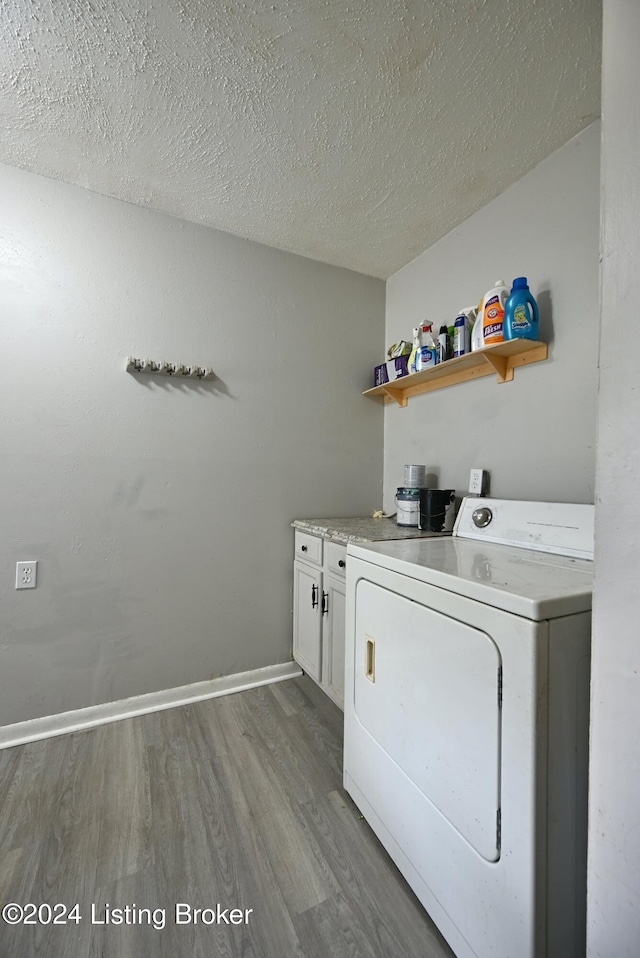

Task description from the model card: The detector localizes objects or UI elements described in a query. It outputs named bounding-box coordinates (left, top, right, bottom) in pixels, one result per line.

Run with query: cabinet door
left=323, top=572, right=346, bottom=709
left=293, top=561, right=322, bottom=681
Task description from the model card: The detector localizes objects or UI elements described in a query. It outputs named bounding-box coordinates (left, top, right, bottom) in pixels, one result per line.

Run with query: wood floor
left=0, top=676, right=455, bottom=958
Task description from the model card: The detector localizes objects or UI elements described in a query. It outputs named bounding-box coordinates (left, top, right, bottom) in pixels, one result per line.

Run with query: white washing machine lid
left=347, top=536, right=593, bottom=620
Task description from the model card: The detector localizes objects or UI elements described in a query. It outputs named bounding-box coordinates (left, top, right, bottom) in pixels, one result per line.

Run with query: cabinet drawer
left=295, top=530, right=323, bottom=566
left=326, top=541, right=348, bottom=578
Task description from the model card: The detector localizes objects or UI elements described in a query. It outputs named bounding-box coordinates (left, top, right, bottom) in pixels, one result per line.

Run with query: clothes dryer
left=343, top=498, right=594, bottom=958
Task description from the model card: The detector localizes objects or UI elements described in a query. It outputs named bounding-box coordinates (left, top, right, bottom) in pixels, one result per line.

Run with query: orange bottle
left=478, top=280, right=509, bottom=346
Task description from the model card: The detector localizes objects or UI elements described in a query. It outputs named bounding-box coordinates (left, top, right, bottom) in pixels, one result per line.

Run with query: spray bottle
left=416, top=322, right=438, bottom=370
left=408, top=326, right=422, bottom=374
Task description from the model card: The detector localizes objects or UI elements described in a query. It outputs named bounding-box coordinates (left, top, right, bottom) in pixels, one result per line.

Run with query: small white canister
left=404, top=464, right=426, bottom=488
left=396, top=487, right=421, bottom=527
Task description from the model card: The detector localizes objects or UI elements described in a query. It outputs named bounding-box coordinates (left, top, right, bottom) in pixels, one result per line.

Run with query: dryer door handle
left=365, top=637, right=375, bottom=682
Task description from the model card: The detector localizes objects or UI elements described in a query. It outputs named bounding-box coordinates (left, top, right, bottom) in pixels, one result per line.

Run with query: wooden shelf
left=363, top=339, right=548, bottom=407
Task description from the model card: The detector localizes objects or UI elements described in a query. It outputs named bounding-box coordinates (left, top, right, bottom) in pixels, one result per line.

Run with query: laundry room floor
left=0, top=676, right=454, bottom=958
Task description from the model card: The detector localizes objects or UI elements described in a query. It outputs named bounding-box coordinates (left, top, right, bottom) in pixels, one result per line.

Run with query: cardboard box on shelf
left=374, top=355, right=409, bottom=386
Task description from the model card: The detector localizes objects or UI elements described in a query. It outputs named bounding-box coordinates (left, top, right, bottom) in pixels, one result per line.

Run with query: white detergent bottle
left=408, top=326, right=422, bottom=374
left=473, top=280, right=509, bottom=349
left=470, top=310, right=483, bottom=351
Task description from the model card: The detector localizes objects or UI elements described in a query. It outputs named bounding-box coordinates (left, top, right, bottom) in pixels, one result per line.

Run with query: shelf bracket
left=380, top=385, right=408, bottom=407
left=480, top=352, right=513, bottom=383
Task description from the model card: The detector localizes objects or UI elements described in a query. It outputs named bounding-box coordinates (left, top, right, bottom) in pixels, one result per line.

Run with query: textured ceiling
left=0, top=0, right=601, bottom=278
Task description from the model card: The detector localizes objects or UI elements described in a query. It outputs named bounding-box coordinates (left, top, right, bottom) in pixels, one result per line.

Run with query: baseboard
left=0, top=661, right=303, bottom=750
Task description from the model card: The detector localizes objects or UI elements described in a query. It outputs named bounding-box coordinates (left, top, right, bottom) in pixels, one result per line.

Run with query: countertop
left=291, top=516, right=450, bottom=545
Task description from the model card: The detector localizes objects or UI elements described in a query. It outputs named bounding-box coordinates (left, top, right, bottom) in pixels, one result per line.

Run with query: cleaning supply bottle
left=408, top=326, right=422, bottom=374
left=503, top=277, right=539, bottom=341
left=453, top=307, right=476, bottom=357
left=473, top=280, right=509, bottom=349
left=416, top=322, right=438, bottom=370
left=437, top=325, right=449, bottom=363
left=421, top=322, right=436, bottom=348
left=470, top=310, right=483, bottom=351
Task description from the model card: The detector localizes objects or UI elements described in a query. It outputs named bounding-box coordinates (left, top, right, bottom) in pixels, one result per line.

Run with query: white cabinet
left=292, top=560, right=322, bottom=681
left=293, top=531, right=347, bottom=709
left=322, top=572, right=346, bottom=707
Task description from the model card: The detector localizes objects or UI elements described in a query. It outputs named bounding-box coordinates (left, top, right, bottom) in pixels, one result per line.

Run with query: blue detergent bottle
left=504, top=277, right=539, bottom=341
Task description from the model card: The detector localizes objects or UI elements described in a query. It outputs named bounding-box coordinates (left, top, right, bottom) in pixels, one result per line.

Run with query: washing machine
left=343, top=497, right=594, bottom=958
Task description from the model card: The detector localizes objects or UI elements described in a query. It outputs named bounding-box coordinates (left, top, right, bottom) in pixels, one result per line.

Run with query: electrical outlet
left=16, top=561, right=38, bottom=590
left=469, top=469, right=488, bottom=496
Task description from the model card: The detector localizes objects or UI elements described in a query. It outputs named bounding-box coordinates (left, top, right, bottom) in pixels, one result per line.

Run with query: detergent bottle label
left=482, top=295, right=504, bottom=344
left=416, top=346, right=437, bottom=370
left=512, top=302, right=532, bottom=331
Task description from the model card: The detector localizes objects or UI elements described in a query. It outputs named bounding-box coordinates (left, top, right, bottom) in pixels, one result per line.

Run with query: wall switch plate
left=16, top=561, right=38, bottom=589
left=469, top=469, right=488, bottom=496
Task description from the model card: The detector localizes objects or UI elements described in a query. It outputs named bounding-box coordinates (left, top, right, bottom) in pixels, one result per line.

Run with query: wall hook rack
left=126, top=357, right=215, bottom=381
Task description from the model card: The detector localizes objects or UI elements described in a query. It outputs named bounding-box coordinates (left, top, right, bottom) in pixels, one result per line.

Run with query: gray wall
left=384, top=122, right=600, bottom=507
left=0, top=162, right=384, bottom=726
left=588, top=1, right=640, bottom=953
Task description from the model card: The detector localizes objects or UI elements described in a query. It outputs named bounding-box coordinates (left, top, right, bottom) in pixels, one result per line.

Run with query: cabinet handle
left=301, top=545, right=307, bottom=552
left=321, top=591, right=328, bottom=615
left=338, top=559, right=346, bottom=568
left=311, top=584, right=318, bottom=608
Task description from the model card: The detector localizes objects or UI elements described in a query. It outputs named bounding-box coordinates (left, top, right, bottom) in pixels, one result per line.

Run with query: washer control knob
left=472, top=507, right=493, bottom=528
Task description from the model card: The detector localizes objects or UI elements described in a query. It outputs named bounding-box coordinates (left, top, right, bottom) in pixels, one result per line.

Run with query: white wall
left=0, top=162, right=384, bottom=726
left=384, top=122, right=600, bottom=506
left=588, top=1, right=640, bottom=954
